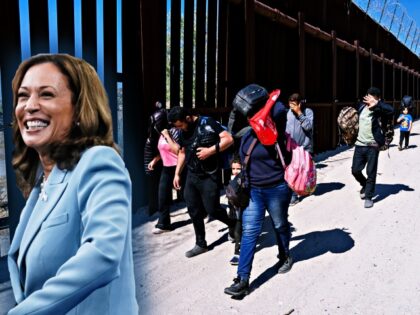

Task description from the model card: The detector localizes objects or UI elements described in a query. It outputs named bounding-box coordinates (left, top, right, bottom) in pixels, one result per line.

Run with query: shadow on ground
left=373, top=183, right=415, bottom=203
left=248, top=228, right=354, bottom=295
left=312, top=182, right=345, bottom=196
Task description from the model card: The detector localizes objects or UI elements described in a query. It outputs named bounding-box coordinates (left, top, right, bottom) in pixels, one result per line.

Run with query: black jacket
left=358, top=100, right=394, bottom=147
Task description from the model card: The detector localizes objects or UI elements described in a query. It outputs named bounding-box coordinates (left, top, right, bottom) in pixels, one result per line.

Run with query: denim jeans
left=351, top=145, right=379, bottom=200
left=156, top=166, right=176, bottom=227
left=184, top=171, right=233, bottom=247
left=237, top=182, right=291, bottom=280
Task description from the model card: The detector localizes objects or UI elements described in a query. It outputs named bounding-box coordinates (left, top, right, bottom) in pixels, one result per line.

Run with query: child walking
left=397, top=107, right=413, bottom=150
left=228, top=156, right=243, bottom=265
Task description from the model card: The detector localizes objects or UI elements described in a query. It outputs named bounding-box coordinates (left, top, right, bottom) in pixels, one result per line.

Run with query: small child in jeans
left=228, top=156, right=243, bottom=265
left=397, top=107, right=413, bottom=150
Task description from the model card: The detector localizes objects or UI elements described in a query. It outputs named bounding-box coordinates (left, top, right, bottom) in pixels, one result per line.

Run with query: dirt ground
left=1, top=123, right=420, bottom=314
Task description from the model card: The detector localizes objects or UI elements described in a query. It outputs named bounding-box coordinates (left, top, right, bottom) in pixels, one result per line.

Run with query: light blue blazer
left=8, top=146, right=139, bottom=315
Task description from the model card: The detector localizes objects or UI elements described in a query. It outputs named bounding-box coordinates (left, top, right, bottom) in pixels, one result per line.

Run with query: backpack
left=337, top=106, right=359, bottom=145
left=232, top=84, right=269, bottom=118
left=276, top=135, right=317, bottom=196
left=379, top=115, right=394, bottom=151
left=225, top=139, right=258, bottom=208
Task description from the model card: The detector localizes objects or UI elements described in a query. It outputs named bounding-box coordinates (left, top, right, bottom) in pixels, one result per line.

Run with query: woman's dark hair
left=288, top=93, right=302, bottom=104
left=288, top=93, right=306, bottom=108
left=12, top=53, right=117, bottom=197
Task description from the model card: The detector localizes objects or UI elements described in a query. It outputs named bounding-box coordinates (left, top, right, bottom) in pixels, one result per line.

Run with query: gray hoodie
left=286, top=107, right=314, bottom=153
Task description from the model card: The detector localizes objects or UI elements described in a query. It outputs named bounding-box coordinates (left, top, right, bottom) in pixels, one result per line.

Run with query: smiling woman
left=7, top=54, right=138, bottom=315
left=15, top=62, right=75, bottom=159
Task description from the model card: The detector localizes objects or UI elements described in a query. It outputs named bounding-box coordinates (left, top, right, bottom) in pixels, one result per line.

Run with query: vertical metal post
left=244, top=0, right=255, bottom=83
left=331, top=30, right=337, bottom=148
left=369, top=48, right=373, bottom=87
left=381, top=53, right=385, bottom=98
left=399, top=62, right=403, bottom=99
left=355, top=40, right=360, bottom=99
left=331, top=31, right=337, bottom=101
left=407, top=67, right=410, bottom=95
left=170, top=0, right=181, bottom=107
left=298, top=12, right=306, bottom=98
left=391, top=59, right=395, bottom=101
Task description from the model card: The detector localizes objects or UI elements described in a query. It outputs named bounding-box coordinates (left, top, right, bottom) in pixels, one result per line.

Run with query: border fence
left=0, top=0, right=419, bottom=252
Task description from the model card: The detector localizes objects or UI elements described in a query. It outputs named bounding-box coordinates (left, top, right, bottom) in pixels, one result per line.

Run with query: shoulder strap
left=274, top=142, right=287, bottom=169
left=242, top=138, right=258, bottom=170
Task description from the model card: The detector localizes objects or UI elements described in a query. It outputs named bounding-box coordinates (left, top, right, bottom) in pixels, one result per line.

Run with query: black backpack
left=232, top=84, right=268, bottom=118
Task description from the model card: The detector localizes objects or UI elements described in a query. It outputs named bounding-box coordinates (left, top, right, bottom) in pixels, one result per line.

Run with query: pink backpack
left=276, top=135, right=317, bottom=196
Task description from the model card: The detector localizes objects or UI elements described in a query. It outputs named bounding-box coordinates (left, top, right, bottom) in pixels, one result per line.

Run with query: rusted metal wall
left=222, top=0, right=420, bottom=153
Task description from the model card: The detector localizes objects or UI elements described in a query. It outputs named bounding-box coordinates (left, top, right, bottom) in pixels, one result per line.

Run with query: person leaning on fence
left=168, top=106, right=236, bottom=258
left=224, top=84, right=293, bottom=297
left=351, top=87, right=394, bottom=209
left=286, top=93, right=314, bottom=206
left=7, top=54, right=138, bottom=314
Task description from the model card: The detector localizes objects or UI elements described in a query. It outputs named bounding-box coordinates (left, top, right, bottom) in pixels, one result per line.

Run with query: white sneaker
left=152, top=227, right=171, bottom=234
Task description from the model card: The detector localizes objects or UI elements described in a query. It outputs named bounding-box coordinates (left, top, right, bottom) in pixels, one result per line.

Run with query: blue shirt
left=399, top=114, right=412, bottom=132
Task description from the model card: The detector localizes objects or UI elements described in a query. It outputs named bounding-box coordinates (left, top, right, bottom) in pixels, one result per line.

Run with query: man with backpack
left=351, top=87, right=394, bottom=208
left=168, top=106, right=236, bottom=257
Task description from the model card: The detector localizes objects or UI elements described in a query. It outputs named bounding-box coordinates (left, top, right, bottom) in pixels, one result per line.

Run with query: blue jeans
left=237, top=182, right=291, bottom=280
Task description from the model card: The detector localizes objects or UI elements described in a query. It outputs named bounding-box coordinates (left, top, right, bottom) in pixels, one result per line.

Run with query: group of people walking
left=147, top=83, right=415, bottom=298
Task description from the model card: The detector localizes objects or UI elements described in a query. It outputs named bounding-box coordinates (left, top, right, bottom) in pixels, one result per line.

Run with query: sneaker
left=152, top=226, right=171, bottom=234
left=278, top=256, right=293, bottom=274
left=364, top=199, right=374, bottom=208
left=360, top=188, right=366, bottom=200
left=289, top=195, right=300, bottom=207
left=185, top=244, right=208, bottom=258
left=229, top=255, right=240, bottom=265
left=224, top=277, right=249, bottom=296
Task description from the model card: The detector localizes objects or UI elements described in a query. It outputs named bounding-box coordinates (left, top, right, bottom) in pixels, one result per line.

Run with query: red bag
left=249, top=89, right=281, bottom=145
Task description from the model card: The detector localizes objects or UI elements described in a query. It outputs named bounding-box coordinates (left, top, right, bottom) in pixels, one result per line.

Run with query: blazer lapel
left=8, top=186, right=40, bottom=256
left=17, top=166, right=68, bottom=268
left=8, top=187, right=40, bottom=303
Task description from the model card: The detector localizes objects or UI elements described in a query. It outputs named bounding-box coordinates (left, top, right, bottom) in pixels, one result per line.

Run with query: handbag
left=275, top=135, right=317, bottom=196
left=225, top=138, right=258, bottom=208
left=249, top=89, right=281, bottom=145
